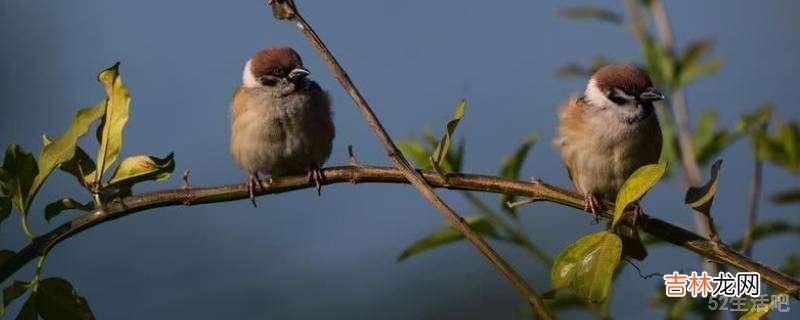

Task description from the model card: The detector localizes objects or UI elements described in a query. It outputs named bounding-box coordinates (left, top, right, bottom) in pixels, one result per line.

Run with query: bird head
left=242, top=46, right=310, bottom=88
left=584, top=64, right=664, bottom=122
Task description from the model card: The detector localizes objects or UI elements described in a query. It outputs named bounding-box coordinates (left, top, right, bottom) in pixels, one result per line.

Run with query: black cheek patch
left=259, top=75, right=279, bottom=86
left=607, top=93, right=628, bottom=105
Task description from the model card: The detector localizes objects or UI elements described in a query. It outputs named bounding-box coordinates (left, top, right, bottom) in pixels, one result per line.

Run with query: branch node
left=181, top=169, right=191, bottom=189
left=507, top=197, right=536, bottom=209
left=348, top=145, right=360, bottom=166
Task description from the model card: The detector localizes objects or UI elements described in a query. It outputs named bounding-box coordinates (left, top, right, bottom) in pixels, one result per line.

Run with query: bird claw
left=308, top=165, right=324, bottom=196
left=584, top=194, right=602, bottom=224
left=630, top=202, right=644, bottom=225
left=247, top=173, right=268, bottom=207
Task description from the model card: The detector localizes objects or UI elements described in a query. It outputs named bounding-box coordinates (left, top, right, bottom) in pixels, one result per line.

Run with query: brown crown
left=591, top=63, right=653, bottom=95
left=249, top=46, right=304, bottom=78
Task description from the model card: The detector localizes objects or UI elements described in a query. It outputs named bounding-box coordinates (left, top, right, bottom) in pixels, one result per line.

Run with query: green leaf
left=754, top=121, right=800, bottom=173
left=1, top=144, right=38, bottom=215
left=0, top=196, right=10, bottom=229
left=398, top=140, right=433, bottom=170
left=778, top=122, right=800, bottom=170
left=692, top=110, right=718, bottom=151
left=30, top=102, right=106, bottom=211
left=42, top=136, right=97, bottom=188
left=44, top=198, right=93, bottom=223
left=780, top=254, right=800, bottom=278
left=35, top=277, right=94, bottom=320
left=0, top=250, right=14, bottom=267
left=558, top=6, right=622, bottom=24
left=556, top=56, right=613, bottom=78
left=677, top=58, right=723, bottom=86
left=612, top=163, right=667, bottom=227
left=397, top=215, right=498, bottom=261
left=737, top=104, right=773, bottom=134
left=642, top=38, right=676, bottom=88
left=551, top=231, right=622, bottom=303
left=2, top=281, right=29, bottom=316
left=500, top=134, right=537, bottom=180
left=449, top=139, right=465, bottom=173
left=430, top=99, right=466, bottom=175
left=92, top=62, right=131, bottom=185
left=690, top=109, right=739, bottom=165
left=679, top=38, right=716, bottom=68
left=15, top=294, right=37, bottom=320
left=106, top=153, right=175, bottom=187
left=738, top=294, right=786, bottom=320
left=730, top=220, right=800, bottom=250
left=676, top=37, right=723, bottom=86
left=685, top=159, right=723, bottom=215
left=499, top=134, right=537, bottom=216
left=771, top=189, right=800, bottom=204
left=659, top=116, right=679, bottom=171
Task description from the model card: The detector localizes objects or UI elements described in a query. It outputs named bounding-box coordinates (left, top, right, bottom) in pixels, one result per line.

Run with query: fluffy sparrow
left=230, top=46, right=335, bottom=206
left=554, top=63, right=664, bottom=259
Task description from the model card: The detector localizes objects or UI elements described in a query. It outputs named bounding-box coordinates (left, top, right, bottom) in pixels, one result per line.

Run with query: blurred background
left=1, top=0, right=798, bottom=319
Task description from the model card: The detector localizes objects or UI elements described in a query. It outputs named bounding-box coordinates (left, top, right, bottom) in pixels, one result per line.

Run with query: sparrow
left=554, top=63, right=664, bottom=260
left=230, top=46, right=335, bottom=206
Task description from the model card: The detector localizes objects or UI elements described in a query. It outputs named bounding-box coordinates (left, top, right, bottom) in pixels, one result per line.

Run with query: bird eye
left=607, top=89, right=629, bottom=105
left=271, top=68, right=285, bottom=76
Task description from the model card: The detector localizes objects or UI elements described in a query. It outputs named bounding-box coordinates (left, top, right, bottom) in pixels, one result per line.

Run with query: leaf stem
left=31, top=255, right=46, bottom=292
left=20, top=210, right=35, bottom=240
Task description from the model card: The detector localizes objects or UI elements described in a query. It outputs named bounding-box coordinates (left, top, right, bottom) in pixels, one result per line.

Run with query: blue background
left=1, top=0, right=798, bottom=318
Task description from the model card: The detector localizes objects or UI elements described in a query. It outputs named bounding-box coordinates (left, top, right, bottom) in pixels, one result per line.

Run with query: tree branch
left=1, top=165, right=798, bottom=299
left=267, top=1, right=553, bottom=318
left=648, top=1, right=721, bottom=284
left=742, top=156, right=764, bottom=256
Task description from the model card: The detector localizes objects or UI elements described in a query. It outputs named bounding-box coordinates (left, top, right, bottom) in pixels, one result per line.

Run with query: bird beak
left=288, top=67, right=310, bottom=81
left=639, top=87, right=665, bottom=102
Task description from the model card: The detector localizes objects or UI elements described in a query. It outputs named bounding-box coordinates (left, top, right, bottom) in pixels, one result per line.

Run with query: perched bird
left=554, top=63, right=664, bottom=260
left=230, top=46, right=335, bottom=206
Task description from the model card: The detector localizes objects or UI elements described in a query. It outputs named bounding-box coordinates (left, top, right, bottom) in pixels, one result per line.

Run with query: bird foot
left=308, top=165, right=324, bottom=196
left=584, top=194, right=602, bottom=224
left=247, top=173, right=270, bottom=207
left=629, top=202, right=644, bottom=225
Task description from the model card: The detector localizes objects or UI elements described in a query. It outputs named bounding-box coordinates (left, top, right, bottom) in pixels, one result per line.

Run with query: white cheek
left=584, top=79, right=609, bottom=108
left=242, top=59, right=261, bottom=88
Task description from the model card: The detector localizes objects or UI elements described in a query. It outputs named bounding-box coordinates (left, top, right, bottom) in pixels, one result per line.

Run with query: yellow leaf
left=612, top=162, right=668, bottom=228
left=30, top=102, right=105, bottom=208
left=684, top=159, right=722, bottom=215
left=93, top=62, right=131, bottom=185
left=106, top=153, right=175, bottom=187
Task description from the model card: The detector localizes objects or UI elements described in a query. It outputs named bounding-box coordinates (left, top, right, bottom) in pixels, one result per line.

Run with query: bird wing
left=230, top=86, right=247, bottom=121
left=554, top=96, right=589, bottom=189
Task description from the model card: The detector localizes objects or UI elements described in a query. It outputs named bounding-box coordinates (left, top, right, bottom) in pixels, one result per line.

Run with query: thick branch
left=269, top=1, right=551, bottom=318
left=1, top=165, right=798, bottom=299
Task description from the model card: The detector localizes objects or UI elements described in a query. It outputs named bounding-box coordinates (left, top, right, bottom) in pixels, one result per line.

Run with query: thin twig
left=348, top=145, right=359, bottom=166
left=1, top=165, right=798, bottom=299
left=622, top=0, right=647, bottom=43
left=742, top=155, right=764, bottom=256
left=267, top=1, right=553, bottom=317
